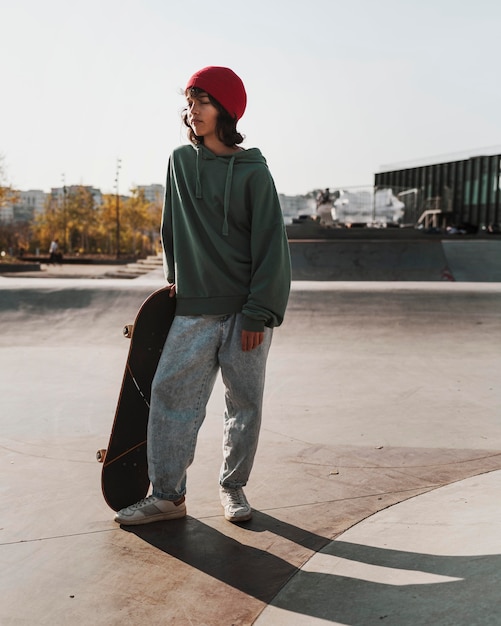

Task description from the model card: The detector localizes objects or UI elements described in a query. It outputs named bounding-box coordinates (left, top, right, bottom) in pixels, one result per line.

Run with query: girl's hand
left=167, top=283, right=176, bottom=297
left=241, top=330, right=264, bottom=352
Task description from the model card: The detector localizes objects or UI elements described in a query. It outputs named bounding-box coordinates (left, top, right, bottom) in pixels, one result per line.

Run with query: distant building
left=0, top=203, right=14, bottom=222
left=375, top=148, right=501, bottom=228
left=50, top=185, right=104, bottom=207
left=0, top=189, right=47, bottom=222
left=0, top=183, right=168, bottom=223
left=136, top=184, right=164, bottom=204
left=16, top=190, right=47, bottom=220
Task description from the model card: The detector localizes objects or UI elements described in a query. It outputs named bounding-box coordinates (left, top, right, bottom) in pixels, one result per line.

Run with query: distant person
left=114, top=66, right=291, bottom=526
left=48, top=239, right=62, bottom=264
left=316, top=188, right=334, bottom=226
left=316, top=188, right=331, bottom=208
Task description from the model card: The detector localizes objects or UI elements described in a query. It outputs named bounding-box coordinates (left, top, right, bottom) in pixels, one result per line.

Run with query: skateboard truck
left=96, top=449, right=107, bottom=463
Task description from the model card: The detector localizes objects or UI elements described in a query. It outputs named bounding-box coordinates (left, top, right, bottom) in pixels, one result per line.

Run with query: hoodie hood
left=193, top=144, right=267, bottom=235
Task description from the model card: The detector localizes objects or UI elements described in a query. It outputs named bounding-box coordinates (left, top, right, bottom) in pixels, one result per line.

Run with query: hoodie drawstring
left=195, top=147, right=235, bottom=237
left=222, top=155, right=235, bottom=237
left=195, top=147, right=202, bottom=199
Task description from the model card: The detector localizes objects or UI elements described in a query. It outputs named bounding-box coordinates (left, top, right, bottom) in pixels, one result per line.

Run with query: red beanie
left=186, top=66, right=247, bottom=121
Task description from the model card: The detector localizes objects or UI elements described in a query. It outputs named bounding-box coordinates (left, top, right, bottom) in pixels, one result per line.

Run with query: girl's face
left=186, top=90, right=219, bottom=141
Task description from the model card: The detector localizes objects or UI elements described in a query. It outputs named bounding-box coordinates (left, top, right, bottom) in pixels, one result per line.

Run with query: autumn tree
left=120, top=188, right=153, bottom=256
left=32, top=186, right=98, bottom=254
left=146, top=194, right=163, bottom=254
left=0, top=155, right=18, bottom=210
left=31, top=184, right=162, bottom=258
left=32, top=193, right=65, bottom=254
left=97, top=194, right=120, bottom=255
left=65, top=186, right=97, bottom=253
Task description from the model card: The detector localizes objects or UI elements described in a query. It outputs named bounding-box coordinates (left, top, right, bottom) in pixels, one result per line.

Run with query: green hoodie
left=161, top=144, right=291, bottom=332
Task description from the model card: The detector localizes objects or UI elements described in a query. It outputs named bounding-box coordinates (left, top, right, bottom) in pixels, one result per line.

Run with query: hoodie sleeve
left=241, top=166, right=291, bottom=331
left=161, top=157, right=175, bottom=284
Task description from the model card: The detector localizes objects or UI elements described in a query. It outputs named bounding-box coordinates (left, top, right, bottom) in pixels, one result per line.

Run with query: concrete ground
left=1, top=269, right=500, bottom=625
left=0, top=262, right=127, bottom=279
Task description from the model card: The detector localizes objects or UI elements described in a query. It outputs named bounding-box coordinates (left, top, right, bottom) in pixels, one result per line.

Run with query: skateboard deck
left=98, top=287, right=176, bottom=511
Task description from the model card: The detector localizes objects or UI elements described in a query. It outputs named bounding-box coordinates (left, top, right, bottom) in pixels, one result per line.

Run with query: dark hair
left=182, top=87, right=244, bottom=147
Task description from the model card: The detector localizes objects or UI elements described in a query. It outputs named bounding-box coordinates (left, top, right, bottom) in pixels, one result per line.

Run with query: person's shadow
left=124, top=511, right=500, bottom=624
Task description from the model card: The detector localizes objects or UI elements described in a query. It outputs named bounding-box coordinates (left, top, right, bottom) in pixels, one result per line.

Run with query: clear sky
left=1, top=0, right=500, bottom=196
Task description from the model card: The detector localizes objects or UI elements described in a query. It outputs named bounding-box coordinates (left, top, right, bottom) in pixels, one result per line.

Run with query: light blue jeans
left=147, top=313, right=273, bottom=500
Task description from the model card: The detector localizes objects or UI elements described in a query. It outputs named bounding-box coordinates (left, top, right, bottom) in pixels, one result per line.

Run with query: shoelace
left=225, top=489, right=246, bottom=507
left=129, top=496, right=156, bottom=510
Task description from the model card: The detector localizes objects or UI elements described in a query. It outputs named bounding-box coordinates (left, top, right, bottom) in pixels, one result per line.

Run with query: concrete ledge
left=0, top=263, right=41, bottom=273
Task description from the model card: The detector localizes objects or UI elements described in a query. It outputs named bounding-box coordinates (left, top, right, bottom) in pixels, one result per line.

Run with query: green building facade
left=375, top=153, right=501, bottom=229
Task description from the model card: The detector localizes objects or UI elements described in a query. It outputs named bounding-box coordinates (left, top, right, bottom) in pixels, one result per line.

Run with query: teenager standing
left=115, top=66, right=291, bottom=526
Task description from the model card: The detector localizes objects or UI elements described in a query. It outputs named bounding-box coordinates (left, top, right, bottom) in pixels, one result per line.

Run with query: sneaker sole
left=115, top=506, right=187, bottom=526
left=224, top=510, right=252, bottom=523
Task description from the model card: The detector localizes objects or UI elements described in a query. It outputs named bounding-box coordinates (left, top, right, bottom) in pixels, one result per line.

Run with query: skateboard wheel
left=123, top=324, right=133, bottom=339
left=96, top=449, right=107, bottom=463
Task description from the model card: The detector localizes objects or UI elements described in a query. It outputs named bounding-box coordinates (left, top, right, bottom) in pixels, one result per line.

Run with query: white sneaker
left=114, top=495, right=186, bottom=526
left=220, top=486, right=252, bottom=522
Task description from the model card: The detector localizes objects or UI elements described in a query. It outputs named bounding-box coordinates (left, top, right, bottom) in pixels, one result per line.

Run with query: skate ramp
left=289, top=240, right=452, bottom=281
left=289, top=238, right=501, bottom=281
left=1, top=281, right=161, bottom=346
left=442, top=240, right=501, bottom=282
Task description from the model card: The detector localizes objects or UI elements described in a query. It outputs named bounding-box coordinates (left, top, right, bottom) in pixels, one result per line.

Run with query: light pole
left=61, top=173, right=67, bottom=253
left=114, top=158, right=121, bottom=259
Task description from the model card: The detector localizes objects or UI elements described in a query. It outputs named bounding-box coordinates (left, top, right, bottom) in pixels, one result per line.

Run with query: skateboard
left=97, top=287, right=176, bottom=511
